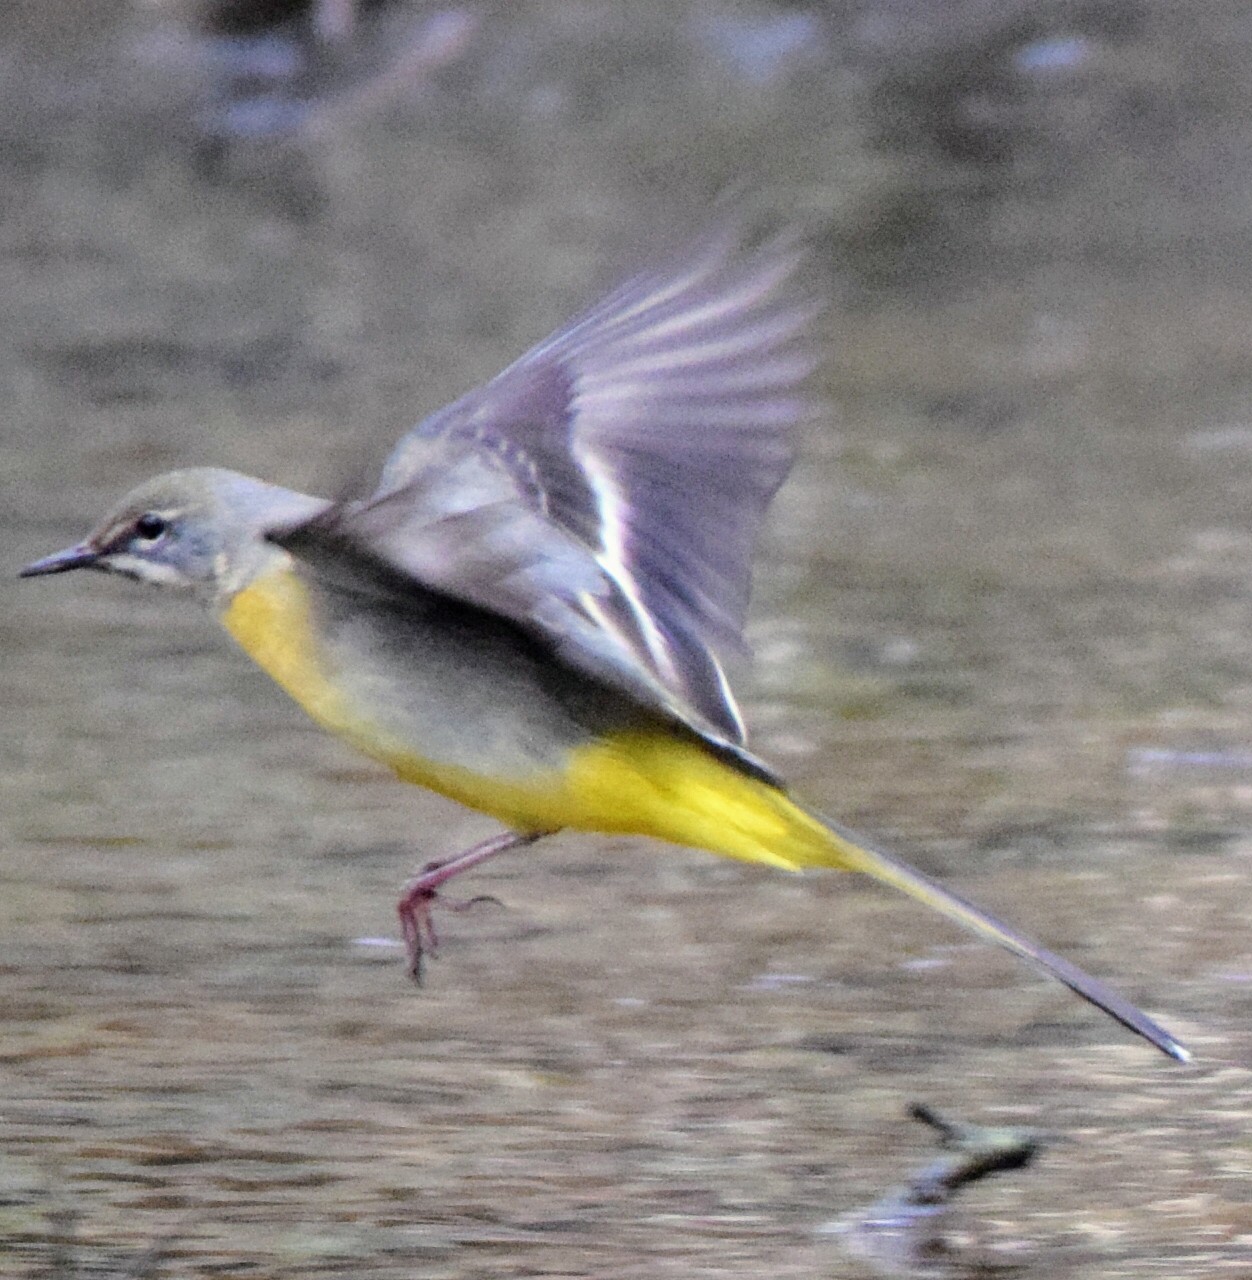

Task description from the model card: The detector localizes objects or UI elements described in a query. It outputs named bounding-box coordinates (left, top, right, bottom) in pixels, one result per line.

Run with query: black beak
left=19, top=542, right=100, bottom=577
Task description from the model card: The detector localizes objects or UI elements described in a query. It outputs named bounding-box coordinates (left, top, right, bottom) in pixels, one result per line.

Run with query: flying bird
left=21, top=229, right=1188, bottom=1061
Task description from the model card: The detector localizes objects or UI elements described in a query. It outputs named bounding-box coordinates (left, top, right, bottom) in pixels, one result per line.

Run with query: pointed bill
left=20, top=542, right=100, bottom=577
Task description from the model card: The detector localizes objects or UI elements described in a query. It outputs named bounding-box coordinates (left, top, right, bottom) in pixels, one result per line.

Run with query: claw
left=394, top=832, right=548, bottom=982
left=397, top=883, right=439, bottom=983
left=396, top=885, right=506, bottom=983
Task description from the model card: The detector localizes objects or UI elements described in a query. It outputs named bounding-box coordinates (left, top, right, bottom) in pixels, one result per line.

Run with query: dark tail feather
left=797, top=806, right=1190, bottom=1063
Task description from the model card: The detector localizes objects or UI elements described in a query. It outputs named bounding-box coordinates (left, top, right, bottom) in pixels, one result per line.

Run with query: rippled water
left=4, top=2, right=1252, bottom=1276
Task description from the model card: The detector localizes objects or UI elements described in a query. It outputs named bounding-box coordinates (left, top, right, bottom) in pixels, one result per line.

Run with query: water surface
left=4, top=3, right=1252, bottom=1275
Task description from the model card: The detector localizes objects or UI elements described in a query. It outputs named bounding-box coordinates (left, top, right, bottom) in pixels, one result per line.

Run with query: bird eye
left=133, top=513, right=167, bottom=541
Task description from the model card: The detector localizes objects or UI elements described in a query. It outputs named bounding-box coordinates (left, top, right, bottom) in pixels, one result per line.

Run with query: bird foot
left=394, top=831, right=548, bottom=982
left=397, top=860, right=504, bottom=983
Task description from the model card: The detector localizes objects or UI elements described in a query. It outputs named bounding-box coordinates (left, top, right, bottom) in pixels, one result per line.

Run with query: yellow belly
left=219, top=566, right=568, bottom=828
left=220, top=566, right=821, bottom=868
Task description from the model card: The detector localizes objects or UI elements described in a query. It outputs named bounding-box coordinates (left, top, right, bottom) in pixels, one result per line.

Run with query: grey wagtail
left=21, top=229, right=1188, bottom=1061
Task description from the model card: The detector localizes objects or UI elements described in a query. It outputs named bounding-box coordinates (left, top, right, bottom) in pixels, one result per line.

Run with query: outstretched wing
left=275, top=229, right=823, bottom=744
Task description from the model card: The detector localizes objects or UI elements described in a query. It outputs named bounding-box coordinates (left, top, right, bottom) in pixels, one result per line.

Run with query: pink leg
left=397, top=830, right=548, bottom=981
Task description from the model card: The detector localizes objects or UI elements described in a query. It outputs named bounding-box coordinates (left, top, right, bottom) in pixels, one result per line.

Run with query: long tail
left=569, top=731, right=1188, bottom=1061
left=785, top=801, right=1190, bottom=1062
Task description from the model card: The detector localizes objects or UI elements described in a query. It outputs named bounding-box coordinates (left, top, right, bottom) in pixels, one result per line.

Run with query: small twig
left=829, top=1103, right=1047, bottom=1276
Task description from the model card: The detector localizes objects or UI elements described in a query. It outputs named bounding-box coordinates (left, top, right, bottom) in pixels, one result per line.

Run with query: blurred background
left=4, top=1, right=1252, bottom=1275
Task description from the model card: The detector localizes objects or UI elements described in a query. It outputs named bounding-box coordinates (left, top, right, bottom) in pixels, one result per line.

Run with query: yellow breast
left=219, top=567, right=809, bottom=865
left=219, top=566, right=575, bottom=830
left=221, top=566, right=350, bottom=728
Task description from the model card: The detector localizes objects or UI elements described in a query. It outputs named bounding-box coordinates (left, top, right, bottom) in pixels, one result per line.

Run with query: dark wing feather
left=278, top=230, right=823, bottom=744
left=274, top=442, right=732, bottom=731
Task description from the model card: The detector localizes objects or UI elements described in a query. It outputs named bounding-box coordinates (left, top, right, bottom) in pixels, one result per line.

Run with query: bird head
left=20, top=467, right=325, bottom=603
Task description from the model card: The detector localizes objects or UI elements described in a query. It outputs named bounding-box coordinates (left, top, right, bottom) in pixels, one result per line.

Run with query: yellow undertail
left=559, top=731, right=1188, bottom=1062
